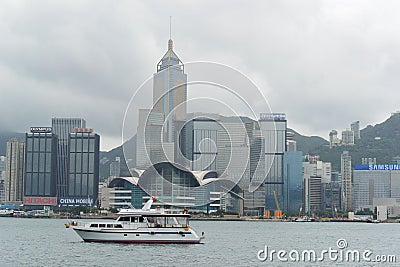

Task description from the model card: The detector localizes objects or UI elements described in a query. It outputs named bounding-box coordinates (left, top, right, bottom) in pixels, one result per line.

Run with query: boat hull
left=72, top=227, right=202, bottom=244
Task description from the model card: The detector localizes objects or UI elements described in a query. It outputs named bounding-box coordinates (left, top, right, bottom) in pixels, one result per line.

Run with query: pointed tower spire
left=168, top=16, right=173, bottom=50
left=156, top=16, right=183, bottom=72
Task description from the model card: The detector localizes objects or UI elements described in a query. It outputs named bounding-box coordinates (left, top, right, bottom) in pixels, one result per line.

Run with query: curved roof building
left=106, top=162, right=242, bottom=212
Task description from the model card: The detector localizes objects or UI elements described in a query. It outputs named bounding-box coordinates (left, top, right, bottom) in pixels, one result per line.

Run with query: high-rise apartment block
left=341, top=129, right=354, bottom=145
left=351, top=121, right=360, bottom=140
left=4, top=138, right=25, bottom=202
left=0, top=156, right=6, bottom=202
left=110, top=157, right=121, bottom=178
left=341, top=151, right=353, bottom=211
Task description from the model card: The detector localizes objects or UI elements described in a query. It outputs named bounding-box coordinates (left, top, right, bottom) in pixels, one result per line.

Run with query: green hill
left=305, top=113, right=400, bottom=170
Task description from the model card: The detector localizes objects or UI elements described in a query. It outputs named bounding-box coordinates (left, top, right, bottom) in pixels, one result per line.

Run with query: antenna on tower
left=169, top=16, right=172, bottom=39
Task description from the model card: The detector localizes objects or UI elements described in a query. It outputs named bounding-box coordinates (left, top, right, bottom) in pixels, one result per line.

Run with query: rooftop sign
left=30, top=127, right=52, bottom=133
left=260, top=113, right=286, bottom=121
left=355, top=164, right=400, bottom=171
left=73, top=128, right=94, bottom=133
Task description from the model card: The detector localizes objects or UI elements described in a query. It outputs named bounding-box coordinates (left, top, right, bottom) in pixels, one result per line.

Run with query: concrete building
left=341, top=151, right=353, bottom=211
left=351, top=121, right=360, bottom=140
left=329, top=130, right=340, bottom=147
left=0, top=156, right=6, bottom=202
left=304, top=176, right=322, bottom=213
left=353, top=164, right=400, bottom=211
left=4, top=138, right=25, bottom=203
left=341, top=129, right=354, bottom=145
left=110, top=157, right=121, bottom=178
left=286, top=131, right=297, bottom=152
left=362, top=157, right=377, bottom=165
left=302, top=160, right=331, bottom=184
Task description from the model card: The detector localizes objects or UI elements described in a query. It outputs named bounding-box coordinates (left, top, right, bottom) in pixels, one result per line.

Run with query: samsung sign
left=59, top=198, right=94, bottom=206
left=30, top=127, right=52, bottom=133
left=355, top=164, right=400, bottom=171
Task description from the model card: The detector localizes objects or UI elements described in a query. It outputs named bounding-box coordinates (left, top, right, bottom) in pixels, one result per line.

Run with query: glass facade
left=283, top=151, right=303, bottom=212
left=260, top=118, right=286, bottom=210
left=183, top=119, right=219, bottom=171
left=25, top=133, right=57, bottom=197
left=52, top=118, right=86, bottom=197
left=68, top=132, right=99, bottom=200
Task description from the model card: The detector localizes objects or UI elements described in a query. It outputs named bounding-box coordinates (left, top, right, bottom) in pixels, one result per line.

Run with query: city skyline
left=1, top=1, right=400, bottom=151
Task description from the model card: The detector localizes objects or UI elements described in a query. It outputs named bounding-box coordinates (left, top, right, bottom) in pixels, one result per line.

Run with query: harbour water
left=0, top=217, right=399, bottom=266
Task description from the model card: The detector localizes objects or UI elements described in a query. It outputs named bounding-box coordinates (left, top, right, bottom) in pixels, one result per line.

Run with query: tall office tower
left=52, top=118, right=86, bottom=197
left=67, top=129, right=99, bottom=206
left=244, top=133, right=266, bottom=215
left=153, top=38, right=187, bottom=146
left=351, top=121, right=360, bottom=140
left=110, top=157, right=121, bottom=178
left=0, top=156, right=5, bottom=202
left=217, top=117, right=251, bottom=189
left=341, top=129, right=354, bottom=145
left=329, top=130, right=340, bottom=147
left=259, top=113, right=286, bottom=211
left=4, top=138, right=25, bottom=202
left=341, top=151, right=353, bottom=211
left=24, top=130, right=58, bottom=203
left=304, top=176, right=322, bottom=213
left=283, top=151, right=303, bottom=212
left=136, top=109, right=169, bottom=169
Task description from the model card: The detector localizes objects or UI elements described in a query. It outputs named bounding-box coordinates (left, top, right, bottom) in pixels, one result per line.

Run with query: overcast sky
left=1, top=0, right=399, bottom=151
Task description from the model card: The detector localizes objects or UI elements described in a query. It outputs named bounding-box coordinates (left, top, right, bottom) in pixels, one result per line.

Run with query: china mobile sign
left=59, top=198, right=94, bottom=206
left=23, top=197, right=58, bottom=206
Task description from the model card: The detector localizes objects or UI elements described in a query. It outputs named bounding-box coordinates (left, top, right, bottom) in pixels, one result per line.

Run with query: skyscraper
left=0, top=156, right=6, bottom=202
left=283, top=151, right=303, bottom=212
left=259, top=113, right=287, bottom=211
left=341, top=151, right=353, bottom=211
left=153, top=38, right=187, bottom=145
left=52, top=118, right=86, bottom=197
left=66, top=129, right=99, bottom=206
left=4, top=138, right=25, bottom=202
left=351, top=121, right=360, bottom=140
left=24, top=129, right=58, bottom=206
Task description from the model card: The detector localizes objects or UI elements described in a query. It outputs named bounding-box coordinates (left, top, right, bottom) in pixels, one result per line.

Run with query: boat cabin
left=116, top=214, right=191, bottom=228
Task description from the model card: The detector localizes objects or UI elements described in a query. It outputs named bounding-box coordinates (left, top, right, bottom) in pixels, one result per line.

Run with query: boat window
left=90, top=224, right=98, bottom=228
left=139, top=217, right=144, bottom=223
left=130, top=217, right=138, bottom=223
left=114, top=224, right=123, bottom=228
left=99, top=224, right=106, bottom=228
left=147, top=217, right=155, bottom=223
left=118, top=217, right=130, bottom=222
left=107, top=224, right=113, bottom=228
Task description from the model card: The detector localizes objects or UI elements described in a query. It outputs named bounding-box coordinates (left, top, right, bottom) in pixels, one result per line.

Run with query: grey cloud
left=1, top=0, right=400, bottom=150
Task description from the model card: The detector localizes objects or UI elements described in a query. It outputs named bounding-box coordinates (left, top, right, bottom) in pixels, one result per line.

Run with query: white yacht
left=67, top=197, right=204, bottom=244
